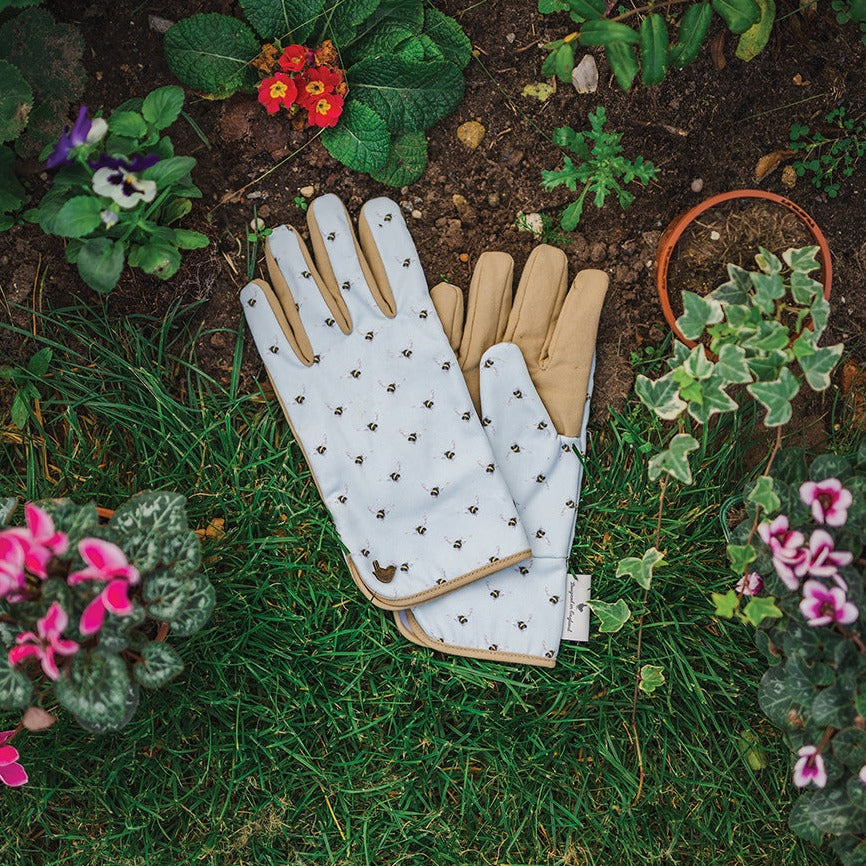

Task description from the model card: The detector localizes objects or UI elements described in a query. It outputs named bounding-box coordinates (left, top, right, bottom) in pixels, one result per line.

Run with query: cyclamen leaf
left=669, top=2, right=712, bottom=67
left=807, top=787, right=859, bottom=835
left=110, top=490, right=189, bottom=534
left=162, top=572, right=216, bottom=637
left=589, top=598, right=632, bottom=633
left=615, top=546, right=665, bottom=590
left=758, top=666, right=801, bottom=729
left=635, top=372, right=686, bottom=420
left=0, top=655, right=32, bottom=710
left=712, top=0, right=761, bottom=34
left=799, top=343, right=843, bottom=391
left=348, top=57, right=464, bottom=133
left=648, top=433, right=699, bottom=484
left=747, top=367, right=800, bottom=426
left=639, top=14, right=668, bottom=86
left=369, top=130, right=427, bottom=186
left=163, top=14, right=260, bottom=99
left=812, top=676, right=855, bottom=728
left=135, top=641, right=184, bottom=688
left=321, top=99, right=391, bottom=174
left=638, top=664, right=665, bottom=695
left=789, top=794, right=824, bottom=845
left=55, top=649, right=134, bottom=732
left=676, top=291, right=723, bottom=340
left=735, top=0, right=775, bottom=61
left=747, top=475, right=781, bottom=514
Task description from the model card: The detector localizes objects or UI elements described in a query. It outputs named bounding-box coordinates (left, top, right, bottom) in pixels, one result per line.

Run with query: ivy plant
left=0, top=492, right=215, bottom=782
left=538, top=0, right=770, bottom=90
left=163, top=0, right=472, bottom=185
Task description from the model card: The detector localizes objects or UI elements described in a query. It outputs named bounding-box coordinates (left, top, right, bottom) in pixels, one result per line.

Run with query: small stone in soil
left=457, top=121, right=485, bottom=150
left=690, top=178, right=704, bottom=193
left=300, top=186, right=315, bottom=197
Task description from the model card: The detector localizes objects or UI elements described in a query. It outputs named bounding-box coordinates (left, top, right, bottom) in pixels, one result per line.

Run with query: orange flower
left=279, top=43, right=310, bottom=73
left=250, top=43, right=280, bottom=75
left=313, top=39, right=338, bottom=67
left=306, top=92, right=344, bottom=128
left=297, top=67, right=344, bottom=108
left=257, top=73, right=298, bottom=114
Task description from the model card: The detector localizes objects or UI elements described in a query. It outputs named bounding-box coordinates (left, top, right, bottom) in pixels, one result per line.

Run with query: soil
left=2, top=0, right=866, bottom=422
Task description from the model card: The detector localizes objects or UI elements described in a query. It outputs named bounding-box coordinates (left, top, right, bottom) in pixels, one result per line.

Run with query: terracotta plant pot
left=655, top=189, right=833, bottom=348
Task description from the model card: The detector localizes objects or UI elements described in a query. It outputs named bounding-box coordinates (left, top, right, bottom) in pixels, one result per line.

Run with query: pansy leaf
left=53, top=196, right=104, bottom=238
left=799, top=343, right=843, bottom=391
left=715, top=343, right=752, bottom=385
left=742, top=595, right=782, bottom=627
left=638, top=664, right=665, bottom=695
left=648, top=433, right=699, bottom=484
left=140, top=156, right=197, bottom=188
left=789, top=793, right=824, bottom=845
left=712, top=589, right=740, bottom=618
left=77, top=238, right=125, bottom=294
left=635, top=372, right=686, bottom=420
left=747, top=475, right=781, bottom=515
left=134, top=641, right=184, bottom=688
left=808, top=786, right=859, bottom=835
left=108, top=110, right=148, bottom=140
left=0, top=654, right=32, bottom=710
left=142, top=86, right=185, bottom=131
left=747, top=367, right=800, bottom=426
left=615, top=546, right=665, bottom=590
left=589, top=598, right=632, bottom=633
left=675, top=291, right=723, bottom=340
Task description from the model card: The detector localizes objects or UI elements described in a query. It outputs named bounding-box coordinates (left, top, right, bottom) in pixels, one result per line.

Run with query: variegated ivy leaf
left=747, top=475, right=781, bottom=514
left=746, top=349, right=786, bottom=382
left=687, top=371, right=738, bottom=424
left=810, top=296, right=830, bottom=338
left=799, top=343, right=843, bottom=391
left=743, top=595, right=783, bottom=627
left=741, top=319, right=789, bottom=353
left=747, top=367, right=800, bottom=426
left=727, top=543, right=756, bottom=573
left=682, top=345, right=714, bottom=380
left=635, top=372, right=686, bottom=420
left=710, top=263, right=751, bottom=305
left=783, top=245, right=820, bottom=274
left=648, top=433, right=699, bottom=484
left=790, top=269, right=822, bottom=306
left=615, top=546, right=665, bottom=590
left=666, top=338, right=692, bottom=369
left=750, top=270, right=785, bottom=315
left=638, top=664, right=665, bottom=695
left=589, top=598, right=632, bottom=633
left=716, top=343, right=752, bottom=384
left=755, top=246, right=783, bottom=275
left=676, top=291, right=723, bottom=341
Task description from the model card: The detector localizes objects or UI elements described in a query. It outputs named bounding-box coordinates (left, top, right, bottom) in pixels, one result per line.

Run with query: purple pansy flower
left=799, top=579, right=859, bottom=628
left=0, top=730, right=27, bottom=788
left=793, top=745, right=827, bottom=788
left=806, top=529, right=853, bottom=578
left=800, top=478, right=853, bottom=527
left=759, top=515, right=809, bottom=590
left=8, top=602, right=79, bottom=681
left=46, top=105, right=108, bottom=169
left=89, top=154, right=160, bottom=209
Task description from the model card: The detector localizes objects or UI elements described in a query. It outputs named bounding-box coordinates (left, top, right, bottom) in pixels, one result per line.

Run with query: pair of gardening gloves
left=240, top=195, right=608, bottom=667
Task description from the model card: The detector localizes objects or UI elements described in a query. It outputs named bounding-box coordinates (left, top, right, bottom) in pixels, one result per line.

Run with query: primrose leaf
left=747, top=367, right=800, bottom=426
left=638, top=664, right=666, bottom=695
left=369, top=130, right=427, bottom=186
left=589, top=598, right=632, bottom=633
left=648, top=433, right=699, bottom=484
left=616, top=547, right=665, bottom=590
left=239, top=0, right=322, bottom=44
left=321, top=99, right=390, bottom=174
left=0, top=59, right=32, bottom=144
left=635, top=372, right=686, bottom=420
left=676, top=291, right=723, bottom=340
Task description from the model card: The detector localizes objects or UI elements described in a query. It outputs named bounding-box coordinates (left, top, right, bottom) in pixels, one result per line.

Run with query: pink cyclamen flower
left=736, top=572, right=764, bottom=596
left=800, top=478, right=853, bottom=527
left=807, top=529, right=853, bottom=579
left=8, top=601, right=79, bottom=681
left=5, top=503, right=69, bottom=579
left=799, top=579, right=859, bottom=628
left=859, top=765, right=866, bottom=786
left=69, top=539, right=140, bottom=636
left=758, top=515, right=810, bottom=590
left=0, top=730, right=27, bottom=787
left=0, top=532, right=26, bottom=600
left=793, top=745, right=827, bottom=788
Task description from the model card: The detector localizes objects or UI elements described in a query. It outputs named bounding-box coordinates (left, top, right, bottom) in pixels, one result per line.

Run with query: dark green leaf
left=141, top=156, right=197, bottom=188
left=712, top=0, right=761, bottom=33
left=422, top=8, right=472, bottom=69
left=321, top=99, right=391, bottom=174
left=568, top=0, right=605, bottom=19
left=578, top=20, right=640, bottom=44
left=639, top=14, right=668, bottom=86
left=10, top=391, right=29, bottom=428
left=53, top=196, right=104, bottom=238
left=369, top=130, right=427, bottom=186
left=142, top=85, right=185, bottom=131
left=554, top=42, right=575, bottom=82
left=77, top=237, right=125, bottom=294
left=134, top=641, right=184, bottom=688
left=239, top=0, right=323, bottom=43
left=26, top=347, right=52, bottom=377
left=669, top=2, right=713, bottom=67
left=0, top=59, right=32, bottom=144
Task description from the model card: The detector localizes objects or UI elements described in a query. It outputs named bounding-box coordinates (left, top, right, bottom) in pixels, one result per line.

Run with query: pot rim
left=655, top=189, right=833, bottom=348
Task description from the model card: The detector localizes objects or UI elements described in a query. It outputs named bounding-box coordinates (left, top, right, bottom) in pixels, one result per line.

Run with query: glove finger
left=503, top=245, right=569, bottom=369
left=458, top=251, right=514, bottom=413
left=430, top=282, right=464, bottom=352
left=358, top=197, right=431, bottom=314
left=240, top=278, right=315, bottom=366
left=307, top=194, right=395, bottom=329
left=537, top=269, right=609, bottom=437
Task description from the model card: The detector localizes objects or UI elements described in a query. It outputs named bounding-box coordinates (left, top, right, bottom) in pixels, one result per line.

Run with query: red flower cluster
left=256, top=42, right=346, bottom=128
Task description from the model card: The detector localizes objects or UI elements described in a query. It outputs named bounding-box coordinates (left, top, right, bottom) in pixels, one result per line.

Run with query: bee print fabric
left=240, top=195, right=531, bottom=609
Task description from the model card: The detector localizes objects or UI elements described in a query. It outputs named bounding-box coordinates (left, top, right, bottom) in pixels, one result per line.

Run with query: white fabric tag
left=561, top=573, right=591, bottom=642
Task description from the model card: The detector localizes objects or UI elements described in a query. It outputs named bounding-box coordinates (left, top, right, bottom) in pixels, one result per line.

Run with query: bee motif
left=450, top=538, right=463, bottom=550
left=481, top=417, right=492, bottom=427
left=376, top=509, right=386, bottom=520
left=461, top=411, right=471, bottom=421
left=342, top=281, right=351, bottom=291
left=389, top=471, right=401, bottom=482
left=325, top=318, right=336, bottom=327
left=483, top=358, right=494, bottom=368
left=510, top=444, right=521, bottom=453
left=301, top=270, right=312, bottom=279
left=386, top=382, right=397, bottom=393
left=436, top=578, right=447, bottom=587
left=316, top=444, right=327, bottom=455
left=402, top=348, right=413, bottom=358
left=402, top=258, right=411, bottom=268
left=407, top=432, right=418, bottom=442
left=536, top=474, right=546, bottom=484
left=400, top=563, right=410, bottom=572
left=457, top=614, right=469, bottom=625
left=334, top=406, right=344, bottom=416
left=565, top=499, right=577, bottom=510
left=518, top=566, right=530, bottom=575
left=423, top=400, right=434, bottom=409
left=468, top=504, right=479, bottom=515
left=419, top=310, right=429, bottom=319
left=337, top=495, right=347, bottom=504
left=545, top=649, right=556, bottom=659
left=489, top=644, right=498, bottom=651
left=416, top=525, right=427, bottom=535
left=507, top=517, right=518, bottom=526
left=513, top=390, right=523, bottom=399
left=361, top=548, right=370, bottom=558
left=384, top=213, right=393, bottom=222
left=489, top=589, right=501, bottom=599
left=367, top=421, right=378, bottom=431
left=247, top=297, right=256, bottom=307
left=350, top=369, right=361, bottom=379
left=441, top=361, right=451, bottom=371
left=444, top=450, right=455, bottom=460
left=312, top=355, right=320, bottom=364
left=486, top=464, right=495, bottom=473
left=295, top=395, right=305, bottom=404
left=537, top=421, right=548, bottom=430
left=269, top=345, right=279, bottom=354
left=354, top=455, right=364, bottom=465
left=429, top=487, right=440, bottom=497
left=535, top=528, right=546, bottom=539
left=488, top=555, right=499, bottom=563
left=517, top=621, right=528, bottom=631
left=549, top=595, right=560, bottom=605
left=327, top=231, right=336, bottom=241
left=365, top=331, right=375, bottom=341
left=562, top=443, right=573, bottom=453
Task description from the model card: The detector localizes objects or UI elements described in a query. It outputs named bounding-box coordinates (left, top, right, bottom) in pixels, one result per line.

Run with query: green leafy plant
left=25, top=86, right=208, bottom=293
left=163, top=0, right=472, bottom=185
left=0, top=347, right=51, bottom=430
left=541, top=107, right=658, bottom=231
left=790, top=106, right=866, bottom=198
left=0, top=492, right=215, bottom=782
left=0, top=2, right=87, bottom=229
left=538, top=0, right=768, bottom=90
left=833, top=0, right=866, bottom=44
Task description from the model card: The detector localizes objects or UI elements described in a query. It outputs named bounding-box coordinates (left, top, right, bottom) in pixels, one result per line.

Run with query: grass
left=0, top=301, right=845, bottom=865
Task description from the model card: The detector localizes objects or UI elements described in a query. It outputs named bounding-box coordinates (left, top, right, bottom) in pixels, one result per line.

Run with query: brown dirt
left=2, top=0, right=866, bottom=423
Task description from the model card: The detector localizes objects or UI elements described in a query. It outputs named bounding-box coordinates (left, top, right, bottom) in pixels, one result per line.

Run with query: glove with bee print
left=240, top=195, right=532, bottom=610
left=394, top=246, right=608, bottom=666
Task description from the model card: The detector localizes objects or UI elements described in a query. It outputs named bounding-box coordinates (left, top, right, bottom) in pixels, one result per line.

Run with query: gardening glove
left=394, top=247, right=608, bottom=665
left=239, top=195, right=531, bottom=609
